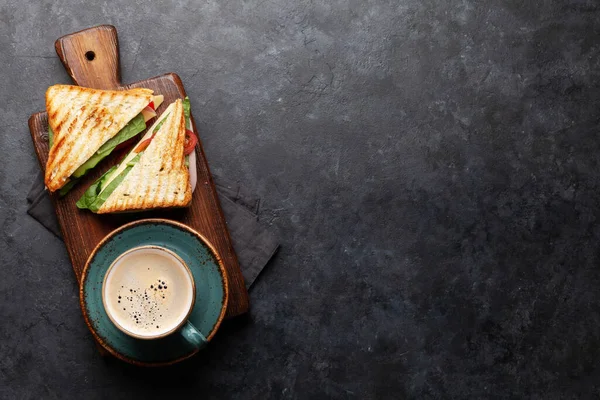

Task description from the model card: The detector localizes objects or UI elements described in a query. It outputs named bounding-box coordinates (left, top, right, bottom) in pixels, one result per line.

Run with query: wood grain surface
left=28, top=26, right=249, bottom=321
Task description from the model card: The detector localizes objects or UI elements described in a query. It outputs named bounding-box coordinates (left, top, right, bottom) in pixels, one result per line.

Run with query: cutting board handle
left=54, top=25, right=121, bottom=89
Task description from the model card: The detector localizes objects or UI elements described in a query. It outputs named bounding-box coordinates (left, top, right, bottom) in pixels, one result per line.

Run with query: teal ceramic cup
left=80, top=219, right=229, bottom=365
left=101, top=245, right=207, bottom=348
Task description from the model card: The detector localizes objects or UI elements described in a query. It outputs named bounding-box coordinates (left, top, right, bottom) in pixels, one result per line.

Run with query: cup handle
left=180, top=321, right=208, bottom=349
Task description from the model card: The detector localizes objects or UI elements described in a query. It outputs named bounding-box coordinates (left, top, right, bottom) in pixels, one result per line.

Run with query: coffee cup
left=102, top=245, right=206, bottom=347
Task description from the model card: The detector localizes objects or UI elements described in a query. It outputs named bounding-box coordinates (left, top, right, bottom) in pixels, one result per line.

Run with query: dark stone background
left=1, top=0, right=600, bottom=398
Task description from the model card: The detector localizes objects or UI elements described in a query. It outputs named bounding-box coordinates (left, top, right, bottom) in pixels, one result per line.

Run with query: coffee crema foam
left=103, top=248, right=194, bottom=338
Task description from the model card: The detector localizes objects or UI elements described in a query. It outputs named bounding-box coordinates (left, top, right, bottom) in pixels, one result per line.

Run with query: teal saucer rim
left=79, top=218, right=229, bottom=367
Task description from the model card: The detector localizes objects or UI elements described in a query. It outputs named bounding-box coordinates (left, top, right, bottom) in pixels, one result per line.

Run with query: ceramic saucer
left=80, top=218, right=229, bottom=366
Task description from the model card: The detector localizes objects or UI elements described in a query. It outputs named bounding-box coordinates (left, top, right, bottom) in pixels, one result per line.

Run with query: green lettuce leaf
left=183, top=97, right=192, bottom=166
left=126, top=152, right=142, bottom=167
left=48, top=126, right=54, bottom=148
left=76, top=153, right=143, bottom=212
left=98, top=114, right=147, bottom=155
left=152, top=112, right=170, bottom=134
left=72, top=114, right=146, bottom=178
left=183, top=97, right=190, bottom=119
left=76, top=165, right=118, bottom=210
left=58, top=178, right=79, bottom=197
left=183, top=97, right=191, bottom=129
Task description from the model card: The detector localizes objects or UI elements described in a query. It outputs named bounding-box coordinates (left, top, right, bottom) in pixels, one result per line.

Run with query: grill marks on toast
left=53, top=94, right=94, bottom=173
left=44, top=85, right=153, bottom=191
left=97, top=100, right=192, bottom=213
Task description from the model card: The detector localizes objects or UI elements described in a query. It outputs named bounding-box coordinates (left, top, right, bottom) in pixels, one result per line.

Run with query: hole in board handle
left=85, top=51, right=95, bottom=61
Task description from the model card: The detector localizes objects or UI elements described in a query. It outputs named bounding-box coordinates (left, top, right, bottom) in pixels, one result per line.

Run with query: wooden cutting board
left=28, top=26, right=249, bottom=322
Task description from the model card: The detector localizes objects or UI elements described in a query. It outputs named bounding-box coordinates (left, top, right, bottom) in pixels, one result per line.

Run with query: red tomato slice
left=135, top=134, right=155, bottom=153
left=148, top=101, right=155, bottom=110
left=184, top=129, right=198, bottom=155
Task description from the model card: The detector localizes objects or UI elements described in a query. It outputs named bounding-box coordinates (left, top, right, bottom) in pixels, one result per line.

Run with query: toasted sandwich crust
left=45, top=85, right=153, bottom=192
left=97, top=99, right=192, bottom=213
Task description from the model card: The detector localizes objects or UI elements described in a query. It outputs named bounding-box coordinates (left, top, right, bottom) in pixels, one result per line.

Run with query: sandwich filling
left=76, top=97, right=196, bottom=212
left=49, top=95, right=164, bottom=196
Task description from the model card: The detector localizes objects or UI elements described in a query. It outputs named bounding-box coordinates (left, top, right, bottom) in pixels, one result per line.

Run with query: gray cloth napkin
left=27, top=172, right=278, bottom=289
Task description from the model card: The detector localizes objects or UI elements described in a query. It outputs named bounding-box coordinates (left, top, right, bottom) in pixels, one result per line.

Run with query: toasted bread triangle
left=45, top=85, right=154, bottom=192
left=97, top=99, right=192, bottom=213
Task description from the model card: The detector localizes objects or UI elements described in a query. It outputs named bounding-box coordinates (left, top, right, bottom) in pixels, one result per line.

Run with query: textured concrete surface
left=1, top=0, right=600, bottom=398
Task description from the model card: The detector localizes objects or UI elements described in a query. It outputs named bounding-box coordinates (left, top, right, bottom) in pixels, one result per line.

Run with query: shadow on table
left=99, top=313, right=253, bottom=382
